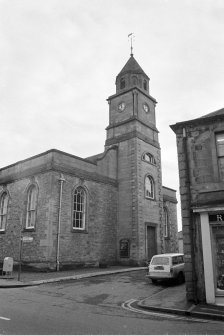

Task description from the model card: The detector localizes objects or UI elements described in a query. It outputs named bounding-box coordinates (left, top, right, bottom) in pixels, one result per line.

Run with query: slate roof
left=200, top=107, right=224, bottom=119
left=170, top=107, right=224, bottom=131
left=116, top=55, right=149, bottom=79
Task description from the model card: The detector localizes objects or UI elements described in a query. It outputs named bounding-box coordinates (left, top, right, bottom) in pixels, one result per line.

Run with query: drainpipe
left=56, top=174, right=65, bottom=271
left=182, top=127, right=198, bottom=303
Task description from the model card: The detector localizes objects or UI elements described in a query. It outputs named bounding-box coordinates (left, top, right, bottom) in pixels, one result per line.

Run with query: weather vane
left=128, top=33, right=135, bottom=56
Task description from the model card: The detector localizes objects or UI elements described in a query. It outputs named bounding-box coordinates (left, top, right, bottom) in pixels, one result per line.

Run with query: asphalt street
left=0, top=270, right=223, bottom=335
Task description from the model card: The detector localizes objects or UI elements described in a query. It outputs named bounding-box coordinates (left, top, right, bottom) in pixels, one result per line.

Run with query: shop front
left=194, top=207, right=224, bottom=305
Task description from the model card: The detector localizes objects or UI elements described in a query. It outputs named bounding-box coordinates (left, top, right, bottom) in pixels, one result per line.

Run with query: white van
left=147, top=253, right=185, bottom=284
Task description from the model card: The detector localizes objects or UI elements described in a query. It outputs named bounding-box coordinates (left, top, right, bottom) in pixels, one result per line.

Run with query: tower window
left=0, top=192, right=9, bottom=232
left=73, top=187, right=86, bottom=230
left=132, top=76, right=138, bottom=86
left=120, top=78, right=125, bottom=89
left=145, top=175, right=155, bottom=199
left=143, top=80, right=147, bottom=90
left=142, top=153, right=156, bottom=165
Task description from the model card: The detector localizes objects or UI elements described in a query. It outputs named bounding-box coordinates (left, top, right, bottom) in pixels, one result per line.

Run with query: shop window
left=73, top=187, right=86, bottom=230
left=26, top=185, right=38, bottom=229
left=211, top=224, right=224, bottom=292
left=216, top=133, right=224, bottom=180
left=0, top=192, right=9, bottom=232
left=142, top=152, right=156, bottom=165
left=145, top=175, right=155, bottom=199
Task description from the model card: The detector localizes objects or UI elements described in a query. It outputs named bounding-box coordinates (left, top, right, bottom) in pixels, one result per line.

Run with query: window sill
left=142, top=160, right=156, bottom=166
left=0, top=230, right=6, bottom=234
left=72, top=229, right=88, bottom=234
left=145, top=197, right=156, bottom=201
left=23, top=228, right=35, bottom=232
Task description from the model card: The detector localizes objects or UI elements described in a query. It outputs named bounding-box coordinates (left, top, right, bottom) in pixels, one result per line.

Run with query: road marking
left=122, top=299, right=210, bottom=323
left=122, top=299, right=185, bottom=319
left=0, top=316, right=10, bottom=321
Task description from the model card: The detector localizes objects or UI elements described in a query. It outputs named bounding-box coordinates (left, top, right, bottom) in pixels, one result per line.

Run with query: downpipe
left=56, top=174, right=65, bottom=271
left=182, top=127, right=198, bottom=303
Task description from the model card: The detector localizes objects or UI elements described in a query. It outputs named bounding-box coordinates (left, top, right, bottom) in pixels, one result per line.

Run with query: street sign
left=22, top=236, right=33, bottom=242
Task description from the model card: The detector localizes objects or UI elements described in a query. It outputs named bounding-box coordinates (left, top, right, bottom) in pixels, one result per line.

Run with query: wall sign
left=209, top=214, right=224, bottom=223
left=120, top=239, right=130, bottom=258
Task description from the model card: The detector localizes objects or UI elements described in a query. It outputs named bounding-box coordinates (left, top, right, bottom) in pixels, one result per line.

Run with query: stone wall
left=170, top=116, right=224, bottom=302
left=0, top=158, right=118, bottom=269
left=138, top=138, right=163, bottom=261
left=162, top=186, right=178, bottom=253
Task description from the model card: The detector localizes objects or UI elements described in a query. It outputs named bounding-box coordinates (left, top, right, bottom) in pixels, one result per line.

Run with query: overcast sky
left=1, top=0, right=224, bottom=230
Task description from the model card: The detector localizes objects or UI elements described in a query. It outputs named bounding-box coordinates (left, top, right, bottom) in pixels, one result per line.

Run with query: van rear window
left=151, top=257, right=169, bottom=265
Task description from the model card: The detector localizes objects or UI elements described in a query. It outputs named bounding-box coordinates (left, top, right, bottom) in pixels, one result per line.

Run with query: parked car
left=147, top=253, right=185, bottom=284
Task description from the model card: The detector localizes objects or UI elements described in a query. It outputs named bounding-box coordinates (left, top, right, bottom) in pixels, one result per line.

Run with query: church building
left=0, top=54, right=178, bottom=270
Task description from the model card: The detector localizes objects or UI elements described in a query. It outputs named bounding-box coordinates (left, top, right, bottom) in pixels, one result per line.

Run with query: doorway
left=147, top=225, right=157, bottom=261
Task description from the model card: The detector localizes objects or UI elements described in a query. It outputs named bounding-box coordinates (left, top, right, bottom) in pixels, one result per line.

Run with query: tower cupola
left=115, top=55, right=150, bottom=94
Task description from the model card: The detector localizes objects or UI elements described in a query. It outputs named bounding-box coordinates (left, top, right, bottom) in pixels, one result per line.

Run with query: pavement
left=1, top=266, right=224, bottom=322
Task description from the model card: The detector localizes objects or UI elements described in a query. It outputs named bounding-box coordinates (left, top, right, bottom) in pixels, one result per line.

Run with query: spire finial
left=128, top=33, right=135, bottom=56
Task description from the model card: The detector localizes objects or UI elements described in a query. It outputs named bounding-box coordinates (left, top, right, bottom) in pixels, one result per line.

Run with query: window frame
left=216, top=132, right=224, bottom=180
left=145, top=175, right=155, bottom=200
left=72, top=186, right=87, bottom=232
left=0, top=191, right=9, bottom=232
left=142, top=152, right=156, bottom=165
left=132, top=75, right=138, bottom=86
left=120, top=77, right=125, bottom=89
left=25, top=185, right=38, bottom=230
left=143, top=80, right=147, bottom=91
left=164, top=207, right=169, bottom=238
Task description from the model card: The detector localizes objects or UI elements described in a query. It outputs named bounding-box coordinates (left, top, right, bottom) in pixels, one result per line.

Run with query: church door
left=147, top=226, right=157, bottom=261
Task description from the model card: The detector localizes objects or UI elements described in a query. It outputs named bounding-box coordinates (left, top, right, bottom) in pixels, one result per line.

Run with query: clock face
left=118, top=102, right=125, bottom=112
left=143, top=103, right=149, bottom=113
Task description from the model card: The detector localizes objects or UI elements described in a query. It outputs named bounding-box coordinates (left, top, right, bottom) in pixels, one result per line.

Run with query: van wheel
left=177, top=272, right=185, bottom=284
left=151, top=279, right=157, bottom=284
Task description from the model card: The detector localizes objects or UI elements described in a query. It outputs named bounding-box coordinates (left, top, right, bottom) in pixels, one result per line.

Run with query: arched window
left=145, top=175, right=155, bottom=199
left=142, top=152, right=156, bottom=165
left=73, top=187, right=86, bottom=230
left=120, top=77, right=125, bottom=89
left=143, top=80, right=147, bottom=90
left=0, top=192, right=9, bottom=231
left=26, top=185, right=38, bottom=229
left=164, top=207, right=169, bottom=238
left=132, top=76, right=138, bottom=86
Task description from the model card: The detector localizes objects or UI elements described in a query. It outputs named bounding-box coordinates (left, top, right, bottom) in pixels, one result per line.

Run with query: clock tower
left=105, top=54, right=163, bottom=265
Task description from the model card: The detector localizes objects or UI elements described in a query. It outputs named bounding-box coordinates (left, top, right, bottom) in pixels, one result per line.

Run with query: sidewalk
left=138, top=283, right=224, bottom=322
left=1, top=267, right=224, bottom=321
left=0, top=266, right=145, bottom=288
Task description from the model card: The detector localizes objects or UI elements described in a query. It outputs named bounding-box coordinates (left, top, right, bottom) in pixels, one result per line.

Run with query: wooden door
left=147, top=226, right=157, bottom=261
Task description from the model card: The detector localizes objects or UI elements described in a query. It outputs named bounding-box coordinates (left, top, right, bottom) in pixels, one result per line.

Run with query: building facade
left=171, top=108, right=224, bottom=305
left=0, top=55, right=178, bottom=270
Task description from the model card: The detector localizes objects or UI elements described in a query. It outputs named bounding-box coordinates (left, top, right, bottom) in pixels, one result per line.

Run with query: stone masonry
left=171, top=108, right=224, bottom=302
left=0, top=54, right=178, bottom=270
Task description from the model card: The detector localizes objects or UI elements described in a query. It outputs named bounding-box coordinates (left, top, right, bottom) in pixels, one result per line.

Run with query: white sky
left=1, top=0, right=224, bottom=230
